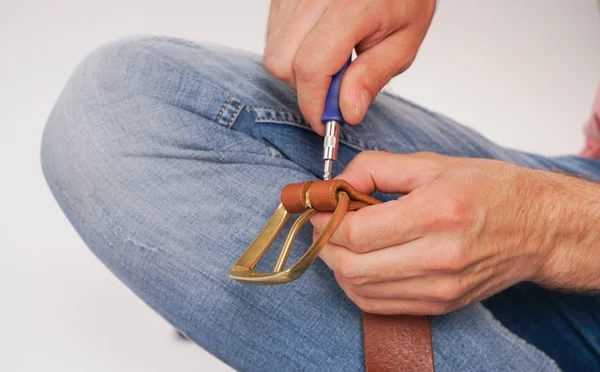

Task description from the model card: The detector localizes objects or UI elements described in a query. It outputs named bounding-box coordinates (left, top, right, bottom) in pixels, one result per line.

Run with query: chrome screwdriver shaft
left=323, top=120, right=340, bottom=180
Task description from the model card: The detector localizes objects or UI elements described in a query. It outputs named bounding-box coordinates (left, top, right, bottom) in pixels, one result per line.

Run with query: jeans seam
left=216, top=95, right=245, bottom=129
left=252, top=118, right=307, bottom=126
left=246, top=105, right=302, bottom=112
left=245, top=105, right=376, bottom=152
left=215, top=95, right=232, bottom=123
left=217, top=97, right=378, bottom=153
left=227, top=100, right=245, bottom=128
left=246, top=105, right=309, bottom=128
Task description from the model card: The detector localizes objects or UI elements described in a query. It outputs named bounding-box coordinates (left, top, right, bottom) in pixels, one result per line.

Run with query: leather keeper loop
left=281, top=180, right=381, bottom=213
left=281, top=182, right=313, bottom=213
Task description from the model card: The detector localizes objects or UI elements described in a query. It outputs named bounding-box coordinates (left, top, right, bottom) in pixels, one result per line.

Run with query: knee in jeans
left=40, top=36, right=265, bottom=201
left=41, top=37, right=187, bottom=202
left=41, top=37, right=142, bottom=192
left=41, top=36, right=217, bottom=190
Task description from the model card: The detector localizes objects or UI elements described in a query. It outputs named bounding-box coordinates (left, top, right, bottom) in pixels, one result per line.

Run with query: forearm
left=532, top=170, right=600, bottom=292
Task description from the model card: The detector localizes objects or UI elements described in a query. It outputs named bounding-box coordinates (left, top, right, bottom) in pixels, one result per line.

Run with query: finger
left=311, top=197, right=431, bottom=252
left=338, top=279, right=452, bottom=315
left=348, top=274, right=462, bottom=301
left=318, top=235, right=468, bottom=285
left=340, top=0, right=436, bottom=124
left=266, top=0, right=299, bottom=38
left=317, top=236, right=431, bottom=284
left=339, top=31, right=422, bottom=124
left=345, top=249, right=521, bottom=302
left=311, top=151, right=449, bottom=253
left=350, top=271, right=490, bottom=304
left=317, top=240, right=350, bottom=273
left=264, top=1, right=328, bottom=87
left=337, top=151, right=446, bottom=195
left=292, top=6, right=380, bottom=133
left=267, top=0, right=281, bottom=28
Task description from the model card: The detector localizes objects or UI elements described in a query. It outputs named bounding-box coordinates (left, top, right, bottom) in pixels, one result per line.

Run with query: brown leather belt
left=230, top=180, right=434, bottom=371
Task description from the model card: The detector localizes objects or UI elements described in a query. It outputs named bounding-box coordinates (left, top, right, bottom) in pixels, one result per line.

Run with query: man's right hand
left=264, top=0, right=436, bottom=135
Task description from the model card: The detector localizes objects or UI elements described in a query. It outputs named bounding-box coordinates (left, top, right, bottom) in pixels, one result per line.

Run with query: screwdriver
left=321, top=56, right=352, bottom=180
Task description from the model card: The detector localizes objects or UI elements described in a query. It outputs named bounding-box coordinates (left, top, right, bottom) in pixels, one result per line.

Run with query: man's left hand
left=311, top=151, right=600, bottom=315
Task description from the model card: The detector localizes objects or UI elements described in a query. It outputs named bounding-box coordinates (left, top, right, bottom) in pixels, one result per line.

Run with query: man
left=41, top=1, right=600, bottom=370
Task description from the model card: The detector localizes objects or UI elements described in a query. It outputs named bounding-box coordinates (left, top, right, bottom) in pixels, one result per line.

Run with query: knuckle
left=345, top=218, right=372, bottom=253
left=263, top=52, right=291, bottom=81
left=337, top=256, right=363, bottom=282
left=342, top=276, right=363, bottom=287
left=432, top=197, right=473, bottom=230
left=352, top=151, right=376, bottom=169
left=440, top=198, right=463, bottom=224
left=396, top=51, right=418, bottom=74
left=291, top=55, right=316, bottom=82
left=345, top=282, right=363, bottom=295
left=432, top=278, right=464, bottom=302
left=362, top=63, right=388, bottom=89
left=429, top=301, right=454, bottom=315
left=356, top=297, right=379, bottom=313
left=351, top=282, right=382, bottom=297
left=441, top=243, right=469, bottom=272
left=409, top=152, right=444, bottom=169
left=352, top=151, right=369, bottom=166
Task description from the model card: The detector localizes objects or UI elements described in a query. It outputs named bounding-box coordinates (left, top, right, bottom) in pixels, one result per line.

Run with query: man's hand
left=311, top=151, right=600, bottom=315
left=264, top=0, right=435, bottom=135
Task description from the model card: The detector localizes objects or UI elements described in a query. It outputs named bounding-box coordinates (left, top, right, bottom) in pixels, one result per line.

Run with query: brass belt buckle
left=229, top=190, right=350, bottom=285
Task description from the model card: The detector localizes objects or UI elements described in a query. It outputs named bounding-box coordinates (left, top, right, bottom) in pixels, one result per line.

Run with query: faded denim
left=42, top=36, right=600, bottom=371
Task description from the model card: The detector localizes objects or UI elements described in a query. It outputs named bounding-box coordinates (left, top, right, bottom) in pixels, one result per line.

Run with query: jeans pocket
left=245, top=103, right=380, bottom=152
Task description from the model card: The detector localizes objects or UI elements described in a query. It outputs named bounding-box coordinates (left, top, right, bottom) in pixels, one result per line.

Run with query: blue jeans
left=41, top=36, right=600, bottom=371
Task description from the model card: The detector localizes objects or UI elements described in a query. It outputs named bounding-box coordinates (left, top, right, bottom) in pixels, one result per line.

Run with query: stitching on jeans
left=247, top=105, right=301, bottom=112
left=215, top=95, right=232, bottom=123
left=248, top=106, right=374, bottom=152
left=253, top=118, right=307, bottom=126
left=227, top=101, right=244, bottom=129
left=252, top=115, right=369, bottom=152
left=245, top=104, right=378, bottom=152
left=216, top=96, right=244, bottom=128
left=246, top=105, right=309, bottom=127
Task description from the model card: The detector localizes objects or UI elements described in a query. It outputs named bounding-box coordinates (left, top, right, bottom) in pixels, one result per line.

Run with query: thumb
left=338, top=151, right=444, bottom=196
left=340, top=31, right=420, bottom=125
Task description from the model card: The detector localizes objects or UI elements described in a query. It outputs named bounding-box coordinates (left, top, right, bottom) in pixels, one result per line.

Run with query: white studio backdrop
left=1, top=1, right=599, bottom=371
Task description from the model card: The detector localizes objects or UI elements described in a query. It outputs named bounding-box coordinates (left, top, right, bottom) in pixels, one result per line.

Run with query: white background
left=1, top=1, right=599, bottom=371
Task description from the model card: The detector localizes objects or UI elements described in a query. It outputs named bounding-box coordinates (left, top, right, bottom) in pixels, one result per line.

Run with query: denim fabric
left=483, top=283, right=600, bottom=371
left=41, top=36, right=600, bottom=371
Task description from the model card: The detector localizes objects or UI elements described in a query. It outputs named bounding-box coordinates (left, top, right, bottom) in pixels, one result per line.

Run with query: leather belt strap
left=281, top=180, right=434, bottom=372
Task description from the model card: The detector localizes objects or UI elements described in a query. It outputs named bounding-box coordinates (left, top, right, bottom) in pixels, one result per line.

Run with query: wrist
left=527, top=170, right=600, bottom=291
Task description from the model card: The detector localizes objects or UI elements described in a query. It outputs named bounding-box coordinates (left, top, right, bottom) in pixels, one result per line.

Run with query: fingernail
left=355, top=90, right=372, bottom=120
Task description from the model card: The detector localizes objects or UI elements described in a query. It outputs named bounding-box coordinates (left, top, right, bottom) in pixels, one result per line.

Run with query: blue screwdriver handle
left=321, top=56, right=352, bottom=124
